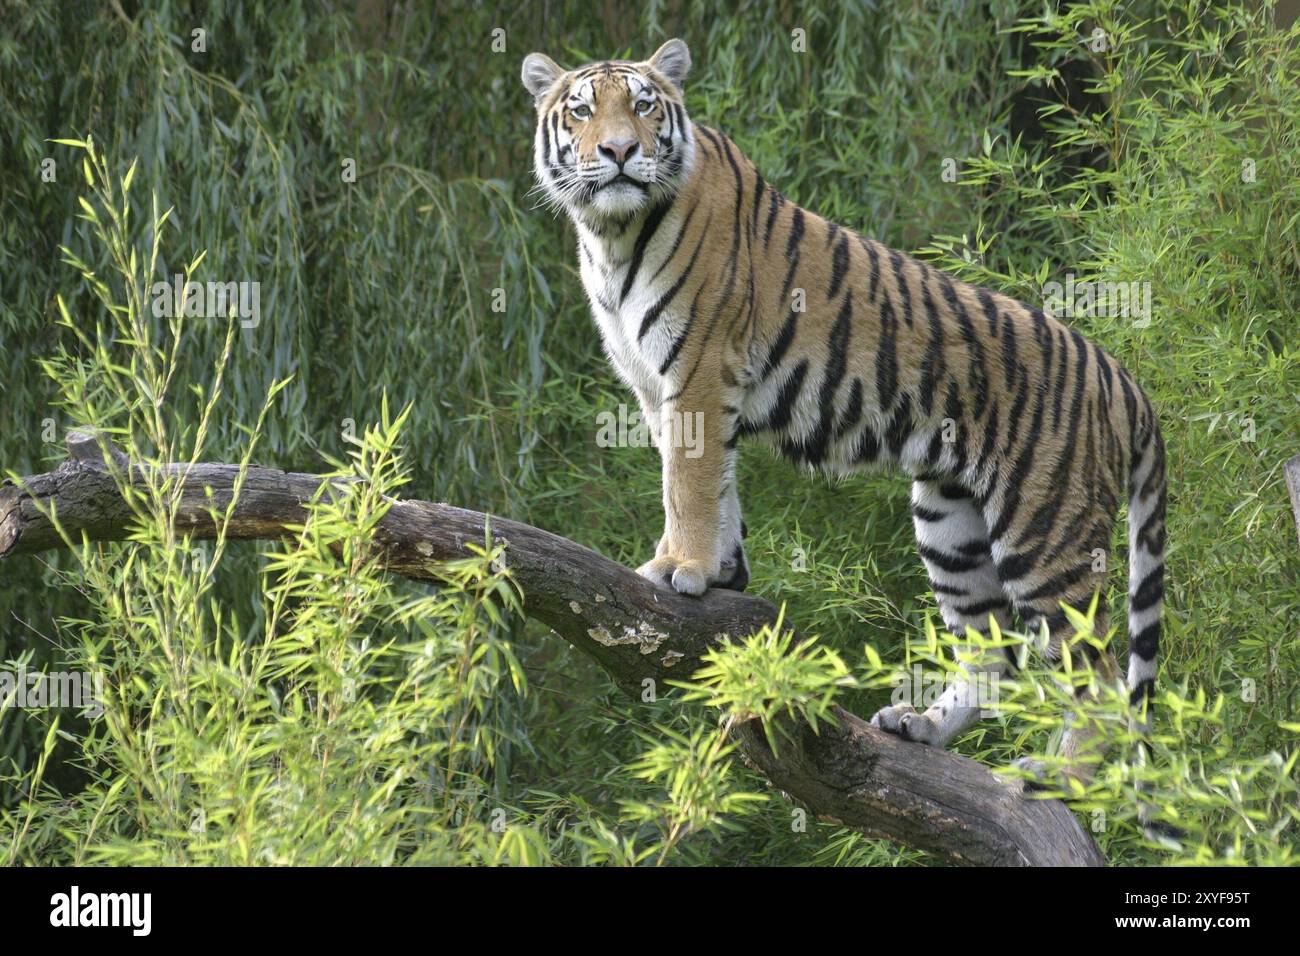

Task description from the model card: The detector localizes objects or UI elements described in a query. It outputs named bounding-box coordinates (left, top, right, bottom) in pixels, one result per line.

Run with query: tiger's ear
left=521, top=52, right=565, bottom=101
left=647, top=38, right=691, bottom=91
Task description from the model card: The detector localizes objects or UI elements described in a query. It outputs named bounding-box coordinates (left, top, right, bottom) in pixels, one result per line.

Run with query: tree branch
left=0, top=432, right=1104, bottom=866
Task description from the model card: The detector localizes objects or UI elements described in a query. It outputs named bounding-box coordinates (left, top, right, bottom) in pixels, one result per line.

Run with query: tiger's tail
left=1126, top=416, right=1177, bottom=841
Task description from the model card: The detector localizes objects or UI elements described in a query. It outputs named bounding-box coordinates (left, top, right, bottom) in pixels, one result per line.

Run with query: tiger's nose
left=598, top=139, right=639, bottom=167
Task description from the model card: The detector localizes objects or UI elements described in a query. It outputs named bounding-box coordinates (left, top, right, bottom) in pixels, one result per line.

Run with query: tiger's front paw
left=636, top=555, right=715, bottom=596
left=637, top=536, right=749, bottom=596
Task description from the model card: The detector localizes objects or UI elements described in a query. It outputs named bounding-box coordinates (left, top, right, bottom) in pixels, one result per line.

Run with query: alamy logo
left=0, top=666, right=104, bottom=718
left=1041, top=273, right=1151, bottom=327
left=148, top=274, right=261, bottom=328
left=595, top=403, right=704, bottom=459
left=891, top=664, right=1000, bottom=718
left=49, top=886, right=151, bottom=936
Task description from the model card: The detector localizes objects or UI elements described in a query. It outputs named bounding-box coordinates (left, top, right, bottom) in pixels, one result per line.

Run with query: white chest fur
left=575, top=209, right=693, bottom=405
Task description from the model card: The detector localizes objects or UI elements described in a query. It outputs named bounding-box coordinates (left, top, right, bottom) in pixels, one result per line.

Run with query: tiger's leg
left=871, top=480, right=1015, bottom=745
left=991, top=540, right=1121, bottom=788
left=635, top=372, right=745, bottom=596
left=650, top=444, right=747, bottom=589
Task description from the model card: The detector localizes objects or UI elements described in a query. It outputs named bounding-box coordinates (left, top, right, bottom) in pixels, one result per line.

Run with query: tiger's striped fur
left=522, top=40, right=1167, bottom=784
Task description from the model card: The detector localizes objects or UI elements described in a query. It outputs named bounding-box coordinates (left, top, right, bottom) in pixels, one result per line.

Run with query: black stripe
left=714, top=135, right=747, bottom=318
left=1129, top=677, right=1155, bottom=706
left=916, top=265, right=945, bottom=417
left=1039, top=315, right=1056, bottom=397
left=696, top=125, right=723, bottom=151
left=778, top=208, right=806, bottom=306
left=1002, top=370, right=1030, bottom=450
left=719, top=133, right=745, bottom=191
left=918, top=544, right=985, bottom=574
left=835, top=377, right=864, bottom=440
left=1000, top=308, right=1020, bottom=390
left=953, top=597, right=1007, bottom=618
left=1093, top=341, right=1113, bottom=402
left=939, top=275, right=988, bottom=420
left=637, top=227, right=707, bottom=340
left=911, top=505, right=947, bottom=522
left=943, top=381, right=968, bottom=477
left=542, top=115, right=555, bottom=175
left=765, top=360, right=809, bottom=434
left=890, top=251, right=914, bottom=327
left=930, top=581, right=970, bottom=597
left=884, top=393, right=913, bottom=457
left=659, top=286, right=703, bottom=375
left=620, top=200, right=673, bottom=302
left=1019, top=563, right=1091, bottom=603
left=785, top=207, right=805, bottom=261
left=978, top=288, right=999, bottom=338
left=1051, top=328, right=1071, bottom=432
left=859, top=237, right=881, bottom=304
left=763, top=188, right=781, bottom=249
left=995, top=551, right=1032, bottom=582
left=1015, top=329, right=1091, bottom=547
left=854, top=425, right=881, bottom=464
left=1118, top=368, right=1139, bottom=460
left=1136, top=505, right=1163, bottom=553
left=799, top=291, right=854, bottom=464
left=925, top=427, right=945, bottom=468
left=828, top=235, right=850, bottom=300
left=1131, top=565, right=1164, bottom=613
left=647, top=204, right=696, bottom=285
left=971, top=401, right=1001, bottom=489
left=1130, top=622, right=1160, bottom=660
left=874, top=288, right=898, bottom=411
left=760, top=310, right=799, bottom=381
left=988, top=363, right=1049, bottom=542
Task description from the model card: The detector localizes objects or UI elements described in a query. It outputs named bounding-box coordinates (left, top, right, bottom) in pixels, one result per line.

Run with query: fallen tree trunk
left=0, top=432, right=1105, bottom=866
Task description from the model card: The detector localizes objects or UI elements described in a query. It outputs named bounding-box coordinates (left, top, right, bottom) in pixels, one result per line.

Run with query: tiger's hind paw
left=870, top=703, right=940, bottom=744
left=1012, top=757, right=1093, bottom=793
left=1012, top=756, right=1054, bottom=792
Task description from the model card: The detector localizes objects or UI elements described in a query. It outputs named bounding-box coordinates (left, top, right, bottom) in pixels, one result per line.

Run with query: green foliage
left=1, top=0, right=1297, bottom=865
left=882, top=608, right=1300, bottom=864
left=678, top=612, right=856, bottom=753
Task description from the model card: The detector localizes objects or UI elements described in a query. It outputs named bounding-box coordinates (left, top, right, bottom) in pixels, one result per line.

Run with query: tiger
left=521, top=39, right=1167, bottom=788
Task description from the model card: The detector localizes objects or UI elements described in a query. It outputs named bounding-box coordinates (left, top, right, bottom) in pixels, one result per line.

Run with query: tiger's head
left=521, top=39, right=694, bottom=222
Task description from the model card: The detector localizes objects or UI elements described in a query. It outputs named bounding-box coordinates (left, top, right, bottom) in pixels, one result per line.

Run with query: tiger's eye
left=573, top=104, right=591, bottom=119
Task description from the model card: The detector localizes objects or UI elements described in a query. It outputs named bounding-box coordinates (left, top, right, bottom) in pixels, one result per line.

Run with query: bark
left=0, top=431, right=1105, bottom=866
